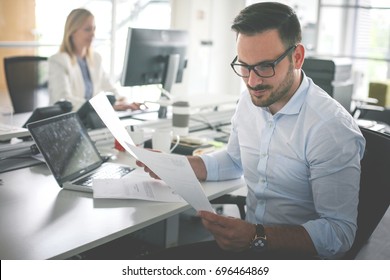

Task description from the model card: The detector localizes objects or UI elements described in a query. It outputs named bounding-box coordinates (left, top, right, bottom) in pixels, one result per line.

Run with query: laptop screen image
left=27, top=112, right=103, bottom=186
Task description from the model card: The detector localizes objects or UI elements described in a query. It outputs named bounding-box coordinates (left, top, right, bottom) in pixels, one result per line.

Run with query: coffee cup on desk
left=152, top=129, right=180, bottom=153
left=172, top=101, right=190, bottom=136
left=126, top=125, right=145, bottom=147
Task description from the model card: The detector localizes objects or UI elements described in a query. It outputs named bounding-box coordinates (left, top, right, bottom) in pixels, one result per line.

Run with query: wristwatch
left=250, top=224, right=267, bottom=252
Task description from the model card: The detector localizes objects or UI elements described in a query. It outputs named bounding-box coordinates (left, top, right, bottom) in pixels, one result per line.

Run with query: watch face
left=251, top=237, right=267, bottom=252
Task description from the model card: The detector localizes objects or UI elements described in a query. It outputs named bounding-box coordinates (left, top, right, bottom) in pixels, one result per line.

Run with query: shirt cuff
left=303, top=220, right=344, bottom=259
left=199, top=154, right=219, bottom=181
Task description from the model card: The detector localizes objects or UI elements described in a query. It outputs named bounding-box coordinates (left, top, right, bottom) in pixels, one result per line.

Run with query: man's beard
left=247, top=63, right=294, bottom=108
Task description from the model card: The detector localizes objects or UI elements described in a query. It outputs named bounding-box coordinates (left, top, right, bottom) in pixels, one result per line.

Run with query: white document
left=92, top=169, right=185, bottom=203
left=125, top=143, right=214, bottom=212
left=89, top=93, right=214, bottom=212
left=89, top=94, right=137, bottom=158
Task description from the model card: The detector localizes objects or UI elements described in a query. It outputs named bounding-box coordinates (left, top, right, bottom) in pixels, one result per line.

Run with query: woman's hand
left=114, top=101, right=147, bottom=111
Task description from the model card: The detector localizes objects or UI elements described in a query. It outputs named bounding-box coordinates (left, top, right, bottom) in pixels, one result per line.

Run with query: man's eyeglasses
left=230, top=45, right=297, bottom=78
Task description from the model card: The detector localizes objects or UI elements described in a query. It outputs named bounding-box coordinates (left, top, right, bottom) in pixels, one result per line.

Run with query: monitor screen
left=120, top=27, right=189, bottom=96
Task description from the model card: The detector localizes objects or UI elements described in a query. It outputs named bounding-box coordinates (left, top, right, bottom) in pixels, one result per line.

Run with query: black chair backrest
left=4, top=56, right=49, bottom=113
left=344, top=128, right=390, bottom=259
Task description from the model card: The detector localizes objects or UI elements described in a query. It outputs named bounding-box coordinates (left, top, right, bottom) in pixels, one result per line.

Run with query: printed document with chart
left=92, top=168, right=185, bottom=203
left=90, top=93, right=214, bottom=212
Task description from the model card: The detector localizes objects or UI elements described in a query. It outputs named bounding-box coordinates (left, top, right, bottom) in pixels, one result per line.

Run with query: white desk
left=0, top=107, right=241, bottom=259
left=0, top=151, right=244, bottom=260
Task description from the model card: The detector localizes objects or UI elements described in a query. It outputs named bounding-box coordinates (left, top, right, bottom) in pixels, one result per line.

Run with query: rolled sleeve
left=303, top=117, right=365, bottom=258
left=200, top=149, right=243, bottom=181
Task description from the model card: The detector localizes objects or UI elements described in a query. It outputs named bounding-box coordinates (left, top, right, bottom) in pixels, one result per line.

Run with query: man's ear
left=293, top=44, right=305, bottom=69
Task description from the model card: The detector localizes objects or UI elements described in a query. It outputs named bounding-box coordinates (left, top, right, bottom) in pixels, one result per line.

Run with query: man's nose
left=247, top=70, right=263, bottom=88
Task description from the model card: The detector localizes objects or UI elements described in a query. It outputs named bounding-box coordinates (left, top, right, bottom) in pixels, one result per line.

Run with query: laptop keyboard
left=74, top=164, right=133, bottom=187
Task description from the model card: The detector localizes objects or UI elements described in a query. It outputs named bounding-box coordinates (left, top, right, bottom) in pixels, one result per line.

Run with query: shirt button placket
left=255, top=118, right=274, bottom=221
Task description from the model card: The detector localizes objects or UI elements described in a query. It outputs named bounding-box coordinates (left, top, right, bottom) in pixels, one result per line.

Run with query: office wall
left=0, top=0, right=36, bottom=103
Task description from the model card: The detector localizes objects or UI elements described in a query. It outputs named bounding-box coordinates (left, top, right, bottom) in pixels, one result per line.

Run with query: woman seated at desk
left=48, top=8, right=142, bottom=111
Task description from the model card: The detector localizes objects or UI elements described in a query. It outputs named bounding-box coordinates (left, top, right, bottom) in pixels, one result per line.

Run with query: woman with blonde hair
left=48, top=8, right=141, bottom=111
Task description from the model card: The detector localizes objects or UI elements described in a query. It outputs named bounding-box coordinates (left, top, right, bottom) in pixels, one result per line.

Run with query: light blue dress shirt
left=200, top=74, right=366, bottom=258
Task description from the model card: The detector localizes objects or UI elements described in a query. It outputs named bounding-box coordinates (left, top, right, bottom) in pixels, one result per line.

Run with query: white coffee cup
left=152, top=129, right=180, bottom=153
left=172, top=101, right=190, bottom=136
left=126, top=126, right=145, bottom=147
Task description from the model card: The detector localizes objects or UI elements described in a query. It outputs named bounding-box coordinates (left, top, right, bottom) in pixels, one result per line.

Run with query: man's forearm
left=265, top=225, right=318, bottom=256
left=188, top=156, right=207, bottom=181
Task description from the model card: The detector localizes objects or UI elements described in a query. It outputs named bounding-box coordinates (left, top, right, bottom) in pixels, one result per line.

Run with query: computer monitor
left=121, top=27, right=189, bottom=118
left=76, top=94, right=116, bottom=130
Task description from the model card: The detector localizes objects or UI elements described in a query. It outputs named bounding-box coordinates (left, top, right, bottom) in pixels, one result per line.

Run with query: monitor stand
left=158, top=96, right=169, bottom=119
left=158, top=54, right=180, bottom=119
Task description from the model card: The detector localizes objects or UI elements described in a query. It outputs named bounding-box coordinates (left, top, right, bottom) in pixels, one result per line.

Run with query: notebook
left=0, top=123, right=30, bottom=141
left=27, top=112, right=134, bottom=192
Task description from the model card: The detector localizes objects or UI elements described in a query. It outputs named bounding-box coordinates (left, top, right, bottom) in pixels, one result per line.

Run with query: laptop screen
left=27, top=112, right=103, bottom=185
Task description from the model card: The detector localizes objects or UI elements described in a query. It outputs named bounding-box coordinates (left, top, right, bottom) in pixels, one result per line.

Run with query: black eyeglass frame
left=230, top=45, right=297, bottom=78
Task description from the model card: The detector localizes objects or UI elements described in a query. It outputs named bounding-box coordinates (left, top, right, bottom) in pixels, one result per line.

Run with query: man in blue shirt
left=138, top=2, right=365, bottom=259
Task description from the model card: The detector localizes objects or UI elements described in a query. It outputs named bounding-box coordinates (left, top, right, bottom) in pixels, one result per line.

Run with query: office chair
left=211, top=193, right=246, bottom=219
left=211, top=127, right=390, bottom=259
left=343, top=127, right=390, bottom=259
left=357, top=106, right=390, bottom=126
left=4, top=56, right=49, bottom=113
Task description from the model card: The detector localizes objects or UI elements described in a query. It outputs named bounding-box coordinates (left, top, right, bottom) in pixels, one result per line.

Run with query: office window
left=317, top=0, right=390, bottom=96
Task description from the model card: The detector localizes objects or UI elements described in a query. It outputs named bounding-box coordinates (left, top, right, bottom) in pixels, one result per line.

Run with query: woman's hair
left=60, top=8, right=94, bottom=63
left=231, top=2, right=301, bottom=48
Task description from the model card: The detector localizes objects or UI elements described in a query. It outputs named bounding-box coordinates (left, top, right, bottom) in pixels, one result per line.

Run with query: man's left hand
left=197, top=211, right=255, bottom=252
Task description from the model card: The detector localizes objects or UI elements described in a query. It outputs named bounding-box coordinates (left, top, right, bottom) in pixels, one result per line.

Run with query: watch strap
left=250, top=224, right=267, bottom=252
left=254, top=224, right=266, bottom=239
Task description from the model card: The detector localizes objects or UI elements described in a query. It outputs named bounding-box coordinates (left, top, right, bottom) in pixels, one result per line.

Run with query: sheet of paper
left=89, top=94, right=137, bottom=158
left=125, top=143, right=214, bottom=212
left=89, top=93, right=214, bottom=212
left=92, top=169, right=185, bottom=203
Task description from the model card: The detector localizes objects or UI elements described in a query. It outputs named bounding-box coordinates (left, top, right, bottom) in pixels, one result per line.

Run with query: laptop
left=27, top=112, right=134, bottom=192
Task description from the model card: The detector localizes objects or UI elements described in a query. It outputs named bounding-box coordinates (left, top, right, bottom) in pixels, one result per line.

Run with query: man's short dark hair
left=231, top=2, right=302, bottom=48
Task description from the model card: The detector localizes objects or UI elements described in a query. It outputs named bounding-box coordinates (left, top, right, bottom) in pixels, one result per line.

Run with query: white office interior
left=0, top=0, right=389, bottom=261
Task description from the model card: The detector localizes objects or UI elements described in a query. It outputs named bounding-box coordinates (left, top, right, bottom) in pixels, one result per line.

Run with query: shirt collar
left=275, top=71, right=309, bottom=116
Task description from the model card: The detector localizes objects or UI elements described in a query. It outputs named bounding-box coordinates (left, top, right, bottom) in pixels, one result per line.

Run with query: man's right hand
left=136, top=154, right=207, bottom=181
left=135, top=159, right=161, bottom=180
